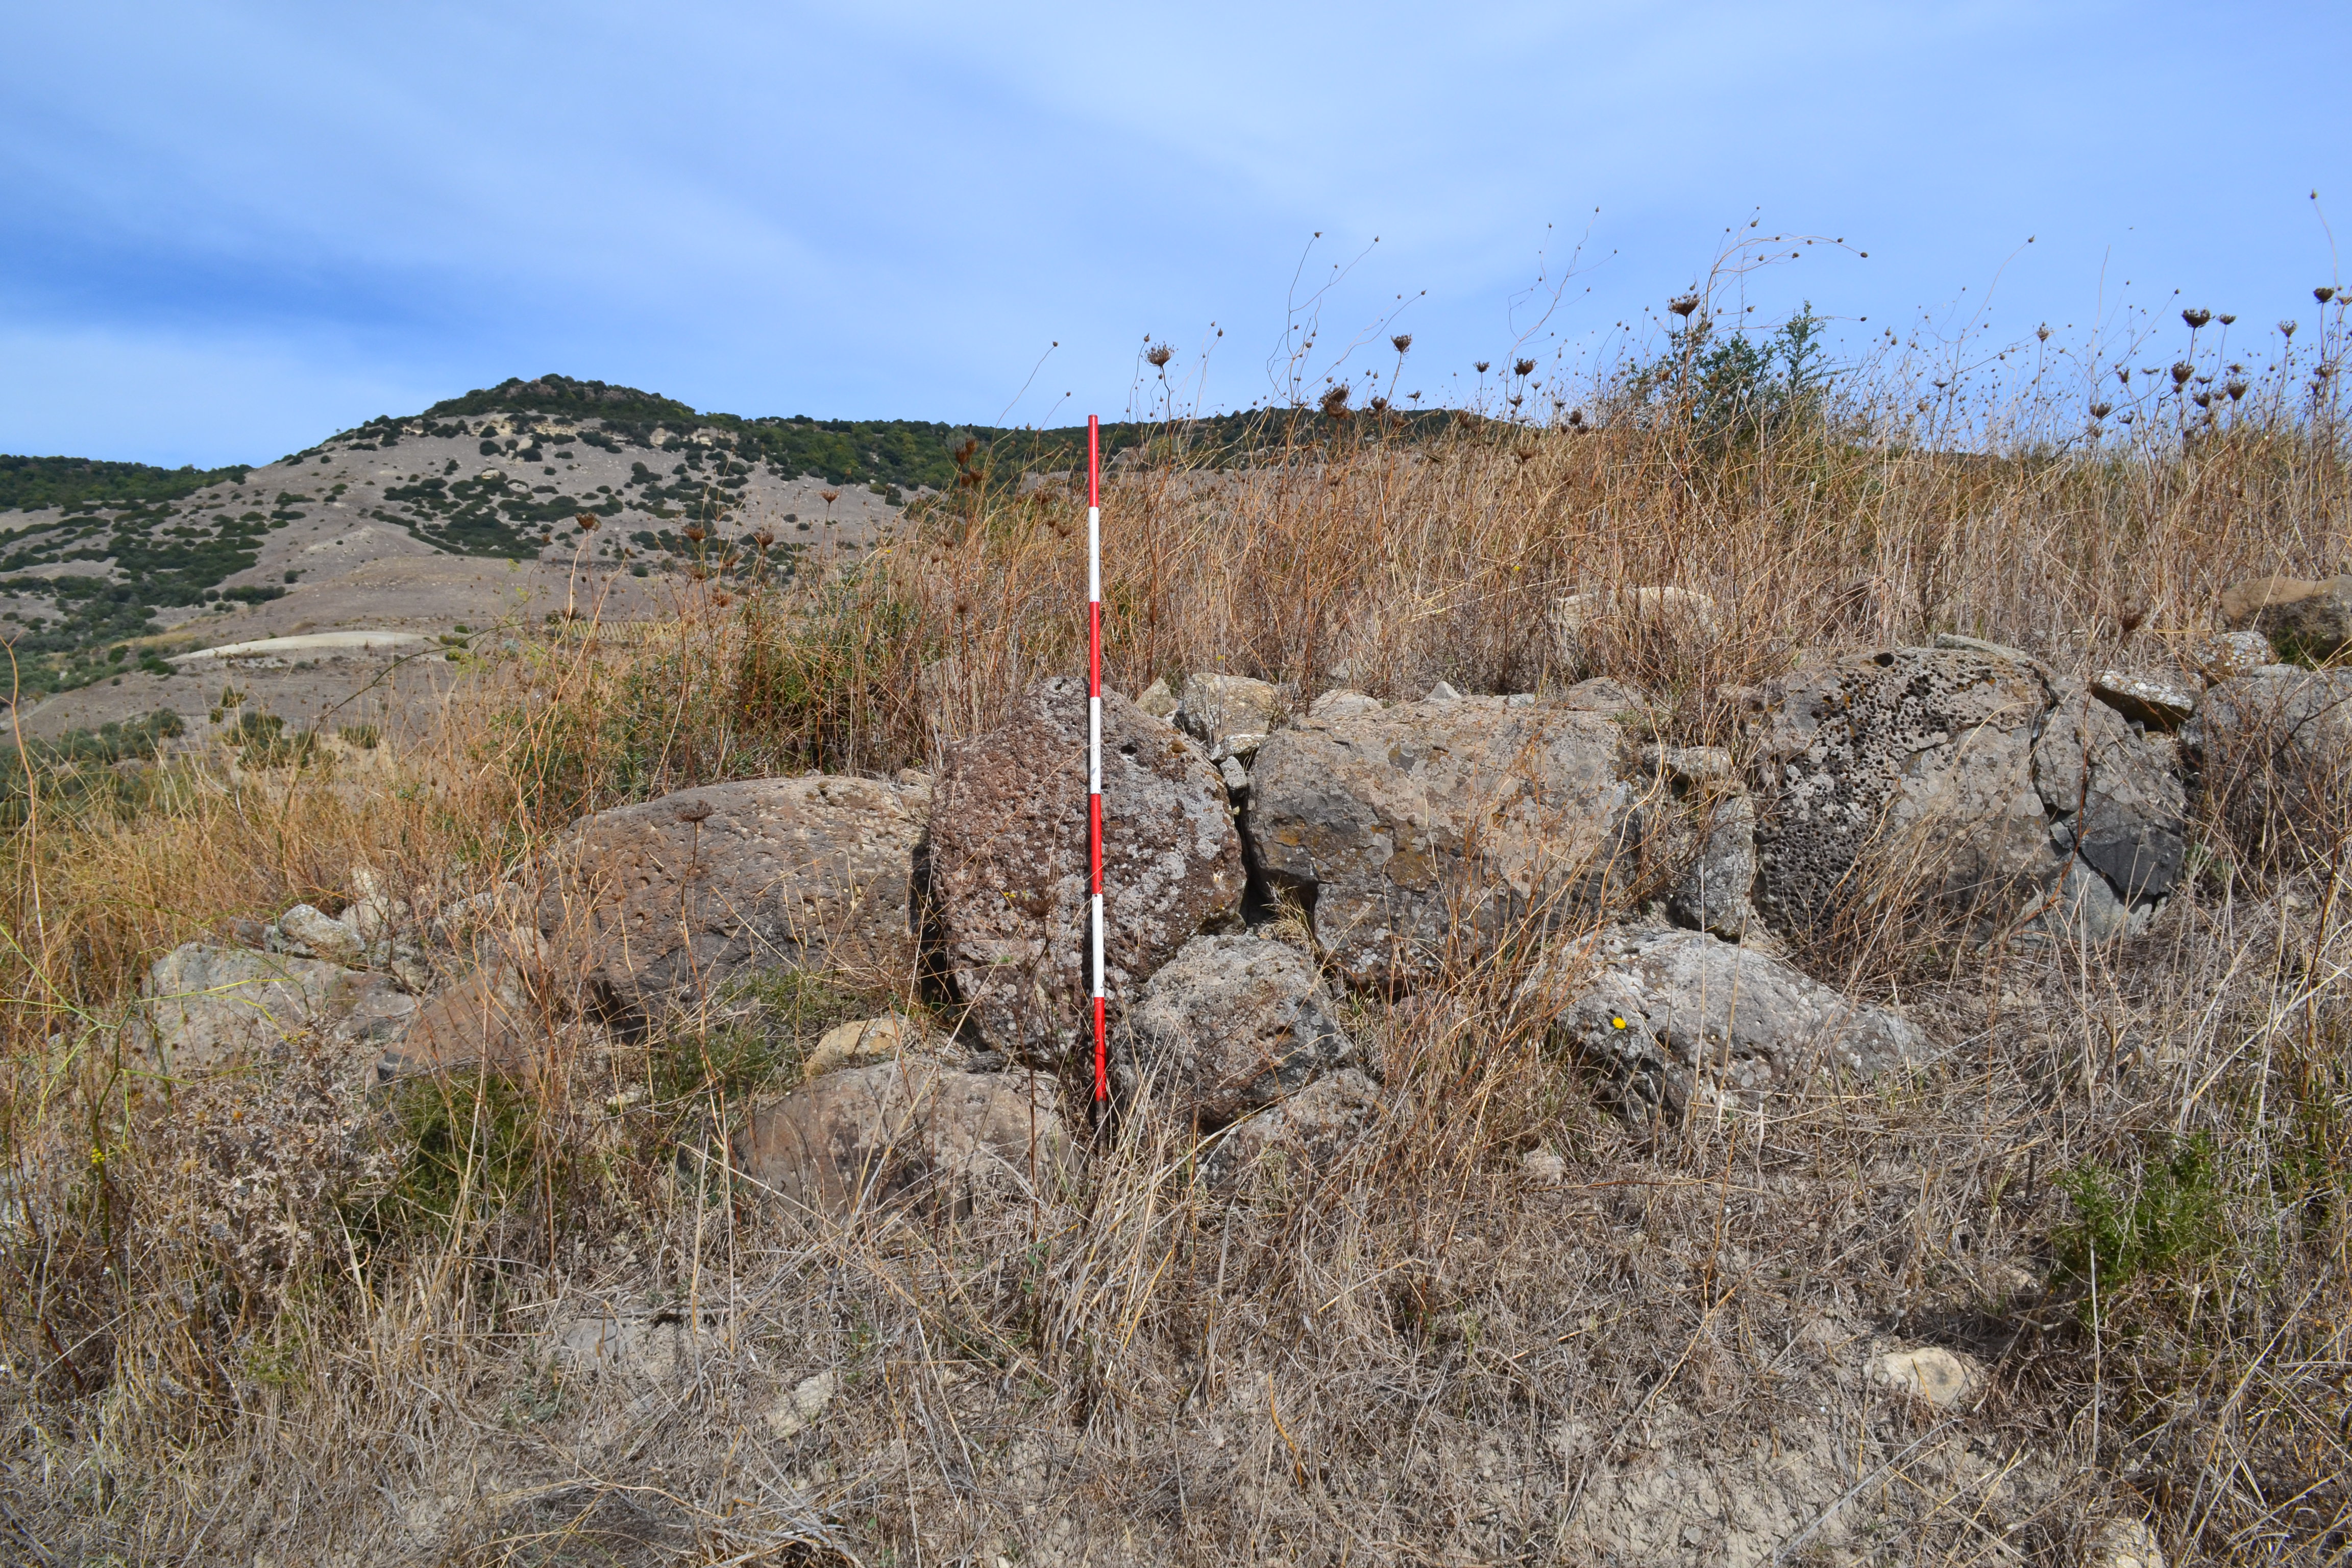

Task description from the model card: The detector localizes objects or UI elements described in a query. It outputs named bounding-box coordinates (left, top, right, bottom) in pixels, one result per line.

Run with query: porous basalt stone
left=1550, top=586, right=1718, bottom=676
left=272, top=902, right=363, bottom=965
left=2092, top=669, right=2197, bottom=730
left=1631, top=745, right=1757, bottom=940
left=1173, top=672, right=1285, bottom=760
left=1244, top=693, right=1634, bottom=988
left=1754, top=651, right=2189, bottom=939
left=1200, top=1068, right=1383, bottom=1185
left=2188, top=629, right=2277, bottom=683
left=1753, top=648, right=2055, bottom=930
left=925, top=677, right=1244, bottom=1062
left=1664, top=793, right=1757, bottom=940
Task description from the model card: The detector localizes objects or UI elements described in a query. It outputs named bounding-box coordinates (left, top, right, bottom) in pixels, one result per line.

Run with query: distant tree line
left=0, top=455, right=251, bottom=513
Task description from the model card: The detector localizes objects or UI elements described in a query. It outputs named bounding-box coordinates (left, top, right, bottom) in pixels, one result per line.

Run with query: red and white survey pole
left=1087, top=416, right=1108, bottom=1112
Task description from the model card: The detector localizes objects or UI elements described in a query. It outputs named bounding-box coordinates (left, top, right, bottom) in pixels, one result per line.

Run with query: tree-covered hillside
left=0, top=455, right=252, bottom=513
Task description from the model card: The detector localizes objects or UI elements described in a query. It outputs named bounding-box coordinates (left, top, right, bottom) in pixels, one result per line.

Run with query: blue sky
left=3, top=1, right=2344, bottom=466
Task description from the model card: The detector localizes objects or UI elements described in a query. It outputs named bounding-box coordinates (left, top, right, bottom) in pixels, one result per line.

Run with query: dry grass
left=2, top=333, right=2348, bottom=1564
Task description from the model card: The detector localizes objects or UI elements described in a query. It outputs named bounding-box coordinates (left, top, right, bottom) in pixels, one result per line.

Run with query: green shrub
left=2054, top=1132, right=2230, bottom=1310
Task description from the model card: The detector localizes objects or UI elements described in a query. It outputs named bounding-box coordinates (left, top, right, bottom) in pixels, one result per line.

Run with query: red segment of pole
left=1087, top=415, right=1107, bottom=1106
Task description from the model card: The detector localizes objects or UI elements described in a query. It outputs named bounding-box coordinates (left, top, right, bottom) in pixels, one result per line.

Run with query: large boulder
left=131, top=942, right=416, bottom=1085
left=1114, top=934, right=1365, bottom=1131
left=1244, top=685, right=1636, bottom=988
left=550, top=773, right=930, bottom=1006
left=925, top=677, right=1244, bottom=1063
left=1524, top=926, right=1927, bottom=1117
left=1753, top=648, right=2050, bottom=927
left=1752, top=648, right=2186, bottom=938
left=731, top=1057, right=1072, bottom=1219
left=2188, top=670, right=2352, bottom=869
left=2220, top=572, right=2352, bottom=662
left=381, top=774, right=930, bottom=1080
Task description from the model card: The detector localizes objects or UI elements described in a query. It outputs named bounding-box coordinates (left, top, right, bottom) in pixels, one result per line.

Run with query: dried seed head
left=2117, top=366, right=2132, bottom=385
left=1391, top=334, right=1412, bottom=354
left=2225, top=380, right=2248, bottom=401
left=1567, top=407, right=1584, bottom=426
left=1369, top=396, right=1389, bottom=413
left=1668, top=294, right=1701, bottom=318
left=2218, top=313, right=2236, bottom=325
left=2171, top=361, right=2194, bottom=386
left=1319, top=384, right=1352, bottom=417
left=683, top=524, right=707, bottom=543
left=575, top=512, right=600, bottom=532
left=2281, top=320, right=2298, bottom=338
left=2193, top=390, right=2212, bottom=408
left=1146, top=344, right=1174, bottom=369
left=821, top=488, right=840, bottom=503
left=2182, top=308, right=2212, bottom=329
left=2037, top=323, right=2051, bottom=341
left=1513, top=358, right=1537, bottom=378
left=2089, top=401, right=2113, bottom=420
left=710, top=589, right=732, bottom=608
left=2318, top=287, right=2339, bottom=304
left=1475, top=360, right=1491, bottom=374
